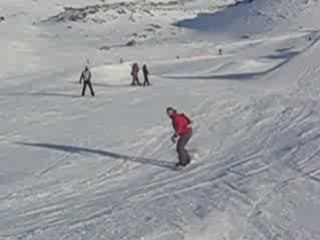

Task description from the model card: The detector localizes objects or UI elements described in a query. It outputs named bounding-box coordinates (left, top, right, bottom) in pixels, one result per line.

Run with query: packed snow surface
left=1, top=0, right=320, bottom=239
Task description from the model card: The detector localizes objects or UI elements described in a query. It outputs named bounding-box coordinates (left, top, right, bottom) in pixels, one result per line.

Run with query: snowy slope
left=176, top=0, right=319, bottom=35
left=1, top=0, right=320, bottom=240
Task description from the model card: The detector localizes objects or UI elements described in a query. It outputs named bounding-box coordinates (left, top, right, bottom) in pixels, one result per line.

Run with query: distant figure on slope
left=166, top=107, right=193, bottom=168
left=79, top=66, right=95, bottom=97
left=142, top=64, right=150, bottom=86
left=131, top=62, right=141, bottom=86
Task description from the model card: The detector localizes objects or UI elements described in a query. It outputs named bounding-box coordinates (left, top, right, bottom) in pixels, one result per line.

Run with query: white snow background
left=1, top=0, right=320, bottom=239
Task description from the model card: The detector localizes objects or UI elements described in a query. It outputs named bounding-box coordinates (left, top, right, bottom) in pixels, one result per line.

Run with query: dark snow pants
left=131, top=75, right=140, bottom=86
left=82, top=80, right=95, bottom=96
left=176, top=132, right=192, bottom=166
left=143, top=75, right=150, bottom=86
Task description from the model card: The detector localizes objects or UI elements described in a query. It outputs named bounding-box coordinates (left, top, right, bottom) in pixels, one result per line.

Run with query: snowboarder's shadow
left=16, top=142, right=175, bottom=169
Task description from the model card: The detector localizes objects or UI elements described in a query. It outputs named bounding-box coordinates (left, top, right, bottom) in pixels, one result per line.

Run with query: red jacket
left=172, top=113, right=192, bottom=136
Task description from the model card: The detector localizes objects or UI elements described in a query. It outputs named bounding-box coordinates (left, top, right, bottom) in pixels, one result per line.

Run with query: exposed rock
left=150, top=23, right=161, bottom=29
left=143, top=9, right=153, bottom=16
left=117, top=9, right=126, bottom=14
left=145, top=28, right=155, bottom=32
left=241, top=35, right=250, bottom=39
left=126, top=39, right=137, bottom=47
left=43, top=1, right=181, bottom=23
left=99, top=46, right=111, bottom=51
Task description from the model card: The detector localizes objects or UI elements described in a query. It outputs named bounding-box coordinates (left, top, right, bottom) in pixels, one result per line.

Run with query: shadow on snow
left=16, top=142, right=175, bottom=170
left=173, top=0, right=256, bottom=33
left=164, top=31, right=320, bottom=81
left=0, top=83, right=132, bottom=98
left=93, top=83, right=132, bottom=88
left=164, top=50, right=300, bottom=81
left=0, top=92, right=81, bottom=98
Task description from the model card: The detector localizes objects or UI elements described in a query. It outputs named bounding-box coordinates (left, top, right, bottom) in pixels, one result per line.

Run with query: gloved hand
left=171, top=134, right=178, bottom=143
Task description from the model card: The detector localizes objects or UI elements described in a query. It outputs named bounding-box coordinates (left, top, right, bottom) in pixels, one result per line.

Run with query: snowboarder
left=166, top=107, right=193, bottom=168
left=79, top=66, right=95, bottom=97
left=131, top=62, right=141, bottom=86
left=142, top=64, right=150, bottom=86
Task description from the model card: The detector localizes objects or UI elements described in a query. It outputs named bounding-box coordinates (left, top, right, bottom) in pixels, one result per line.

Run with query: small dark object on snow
left=117, top=9, right=126, bottom=14
left=241, top=35, right=250, bottom=39
left=150, top=23, right=161, bottom=29
left=126, top=39, right=137, bottom=47
left=0, top=16, right=5, bottom=22
left=142, top=64, right=150, bottom=86
left=99, top=46, right=111, bottom=51
left=120, top=58, right=124, bottom=64
left=79, top=66, right=95, bottom=97
left=218, top=48, right=222, bottom=56
left=145, top=28, right=155, bottom=32
left=308, top=36, right=312, bottom=41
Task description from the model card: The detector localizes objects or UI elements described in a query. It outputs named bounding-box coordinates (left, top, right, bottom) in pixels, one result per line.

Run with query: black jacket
left=143, top=66, right=149, bottom=76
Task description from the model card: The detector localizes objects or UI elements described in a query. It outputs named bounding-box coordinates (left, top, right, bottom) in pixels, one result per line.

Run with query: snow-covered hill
left=176, top=0, right=319, bottom=34
left=1, top=0, right=320, bottom=239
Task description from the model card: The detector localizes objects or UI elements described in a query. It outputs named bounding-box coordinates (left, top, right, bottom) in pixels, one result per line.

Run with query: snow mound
left=185, top=209, right=244, bottom=240
left=175, top=0, right=319, bottom=34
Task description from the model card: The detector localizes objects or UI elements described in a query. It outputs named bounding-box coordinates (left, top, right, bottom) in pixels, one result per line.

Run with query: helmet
left=166, top=107, right=176, bottom=117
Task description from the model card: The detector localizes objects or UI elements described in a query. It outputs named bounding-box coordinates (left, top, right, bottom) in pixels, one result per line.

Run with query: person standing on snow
left=79, top=66, right=95, bottom=97
left=142, top=64, right=150, bottom=86
left=131, top=62, right=141, bottom=86
left=166, top=107, right=193, bottom=167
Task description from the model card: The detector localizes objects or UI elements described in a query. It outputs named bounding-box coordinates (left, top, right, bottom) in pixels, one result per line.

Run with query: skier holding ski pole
left=166, top=107, right=193, bottom=168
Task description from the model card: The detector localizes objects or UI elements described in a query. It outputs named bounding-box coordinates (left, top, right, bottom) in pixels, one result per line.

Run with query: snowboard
left=171, top=162, right=192, bottom=171
left=170, top=148, right=199, bottom=171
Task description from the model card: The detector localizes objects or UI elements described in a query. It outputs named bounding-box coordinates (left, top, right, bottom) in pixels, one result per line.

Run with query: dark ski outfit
left=80, top=67, right=95, bottom=97
left=168, top=109, right=193, bottom=167
left=142, top=64, right=150, bottom=86
left=131, top=63, right=140, bottom=86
